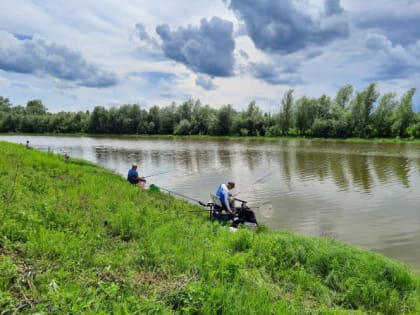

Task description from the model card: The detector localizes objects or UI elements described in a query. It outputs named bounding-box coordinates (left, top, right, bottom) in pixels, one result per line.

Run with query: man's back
left=127, top=168, right=139, bottom=184
left=216, top=183, right=230, bottom=210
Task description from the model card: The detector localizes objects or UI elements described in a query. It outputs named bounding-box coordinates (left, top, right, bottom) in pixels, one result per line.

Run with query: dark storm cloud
left=0, top=33, right=117, bottom=87
left=324, top=0, right=344, bottom=16
left=135, top=22, right=159, bottom=49
left=250, top=62, right=302, bottom=85
left=156, top=17, right=235, bottom=77
left=135, top=23, right=150, bottom=41
left=225, top=0, right=349, bottom=54
left=239, top=49, right=249, bottom=60
left=365, top=33, right=419, bottom=80
left=128, top=71, right=176, bottom=85
left=195, top=74, right=216, bottom=90
left=12, top=33, right=33, bottom=40
left=356, top=15, right=420, bottom=47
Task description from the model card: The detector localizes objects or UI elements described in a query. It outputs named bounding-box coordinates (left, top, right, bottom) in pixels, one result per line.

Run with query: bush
left=174, top=119, right=191, bottom=135
left=265, top=125, right=282, bottom=136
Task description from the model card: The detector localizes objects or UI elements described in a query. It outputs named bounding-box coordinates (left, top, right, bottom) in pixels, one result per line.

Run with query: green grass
left=1, top=141, right=419, bottom=314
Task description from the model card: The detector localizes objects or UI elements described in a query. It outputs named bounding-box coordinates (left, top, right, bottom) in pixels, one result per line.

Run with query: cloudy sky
left=1, top=0, right=419, bottom=112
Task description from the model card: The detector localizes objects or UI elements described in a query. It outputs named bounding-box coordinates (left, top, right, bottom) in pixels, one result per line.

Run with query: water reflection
left=279, top=150, right=292, bottom=188
left=348, top=155, right=373, bottom=192
left=393, top=157, right=410, bottom=188
left=329, top=154, right=349, bottom=191
left=217, top=148, right=233, bottom=169
left=1, top=135, right=420, bottom=269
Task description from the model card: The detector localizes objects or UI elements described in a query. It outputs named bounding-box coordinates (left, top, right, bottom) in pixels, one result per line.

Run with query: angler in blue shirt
left=216, top=182, right=235, bottom=212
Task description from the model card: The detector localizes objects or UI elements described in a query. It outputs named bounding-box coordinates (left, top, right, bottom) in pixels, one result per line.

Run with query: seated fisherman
left=127, top=164, right=146, bottom=187
left=215, top=182, right=236, bottom=216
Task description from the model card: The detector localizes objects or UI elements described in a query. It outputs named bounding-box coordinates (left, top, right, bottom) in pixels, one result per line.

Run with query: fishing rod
left=143, top=170, right=174, bottom=178
left=233, top=197, right=247, bottom=204
left=218, top=171, right=271, bottom=203
left=156, top=185, right=207, bottom=206
left=152, top=185, right=215, bottom=220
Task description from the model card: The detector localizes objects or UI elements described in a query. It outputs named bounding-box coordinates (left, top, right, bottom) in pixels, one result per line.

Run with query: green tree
left=294, top=96, right=318, bottom=135
left=174, top=119, right=191, bottom=135
left=147, top=106, right=160, bottom=134
left=391, top=88, right=416, bottom=137
left=176, top=99, right=193, bottom=122
left=69, top=111, right=89, bottom=133
left=316, top=95, right=332, bottom=119
left=351, top=83, right=379, bottom=137
left=0, top=96, right=12, bottom=112
left=26, top=99, right=47, bottom=115
left=330, top=104, right=351, bottom=138
left=136, top=107, right=149, bottom=134
left=107, top=107, right=119, bottom=133
left=88, top=106, right=109, bottom=134
left=407, top=112, right=420, bottom=138
left=312, top=118, right=335, bottom=137
left=279, top=89, right=294, bottom=135
left=0, top=113, right=19, bottom=132
left=19, top=115, right=46, bottom=133
left=215, top=104, right=236, bottom=135
left=236, top=101, right=265, bottom=136
left=115, top=105, right=141, bottom=134
left=372, top=93, right=397, bottom=137
left=335, top=84, right=354, bottom=108
left=191, top=103, right=216, bottom=135
left=159, top=103, right=176, bottom=134
left=11, top=105, right=25, bottom=115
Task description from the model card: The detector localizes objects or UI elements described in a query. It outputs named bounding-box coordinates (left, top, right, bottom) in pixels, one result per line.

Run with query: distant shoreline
left=2, top=132, right=420, bottom=145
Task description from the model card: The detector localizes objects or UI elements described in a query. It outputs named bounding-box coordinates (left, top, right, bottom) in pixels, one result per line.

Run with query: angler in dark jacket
left=127, top=164, right=146, bottom=187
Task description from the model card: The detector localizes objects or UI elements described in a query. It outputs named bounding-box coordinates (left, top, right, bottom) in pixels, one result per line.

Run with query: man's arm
left=223, top=187, right=231, bottom=211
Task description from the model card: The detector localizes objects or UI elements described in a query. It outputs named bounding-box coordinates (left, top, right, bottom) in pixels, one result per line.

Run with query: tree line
left=1, top=83, right=419, bottom=138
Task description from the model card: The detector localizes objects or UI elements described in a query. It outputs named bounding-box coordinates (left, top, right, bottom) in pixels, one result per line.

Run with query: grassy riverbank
left=1, top=141, right=419, bottom=314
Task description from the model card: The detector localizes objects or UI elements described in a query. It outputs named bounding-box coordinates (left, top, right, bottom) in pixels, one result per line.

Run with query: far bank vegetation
left=1, top=83, right=419, bottom=139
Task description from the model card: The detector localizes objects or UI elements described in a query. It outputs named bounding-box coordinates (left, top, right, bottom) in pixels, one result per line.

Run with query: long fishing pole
left=143, top=170, right=174, bottom=178
left=156, top=185, right=207, bottom=206
left=228, top=170, right=272, bottom=201
left=188, top=209, right=212, bottom=212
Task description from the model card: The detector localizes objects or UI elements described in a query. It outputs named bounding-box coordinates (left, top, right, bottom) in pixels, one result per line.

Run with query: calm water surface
left=2, top=135, right=420, bottom=269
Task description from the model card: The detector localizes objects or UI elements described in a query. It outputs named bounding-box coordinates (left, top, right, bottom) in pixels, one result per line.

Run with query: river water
left=2, top=135, right=420, bottom=269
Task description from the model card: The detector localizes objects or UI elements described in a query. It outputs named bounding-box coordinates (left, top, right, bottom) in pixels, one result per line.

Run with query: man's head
left=227, top=182, right=235, bottom=190
left=132, top=164, right=138, bottom=169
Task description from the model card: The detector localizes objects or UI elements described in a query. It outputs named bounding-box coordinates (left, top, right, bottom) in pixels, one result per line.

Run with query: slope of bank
left=0, top=141, right=419, bottom=314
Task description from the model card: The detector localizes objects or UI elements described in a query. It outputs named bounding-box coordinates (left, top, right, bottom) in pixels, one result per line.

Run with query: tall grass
left=0, top=141, right=419, bottom=314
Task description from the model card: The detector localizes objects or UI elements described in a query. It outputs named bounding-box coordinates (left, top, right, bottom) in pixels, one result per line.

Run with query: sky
left=1, top=0, right=420, bottom=113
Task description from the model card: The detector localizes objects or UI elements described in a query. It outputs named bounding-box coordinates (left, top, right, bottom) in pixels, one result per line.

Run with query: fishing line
left=258, top=201, right=274, bottom=218
left=252, top=170, right=274, bottom=185
left=143, top=169, right=174, bottom=178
